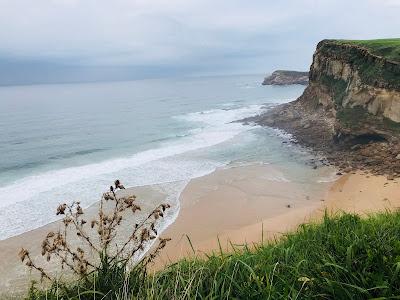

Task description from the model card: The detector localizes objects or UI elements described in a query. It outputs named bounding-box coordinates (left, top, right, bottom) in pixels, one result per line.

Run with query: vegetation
left=319, top=74, right=348, bottom=106
left=26, top=208, right=400, bottom=299
left=337, top=39, right=400, bottom=63
left=22, top=180, right=171, bottom=300
left=319, top=39, right=400, bottom=90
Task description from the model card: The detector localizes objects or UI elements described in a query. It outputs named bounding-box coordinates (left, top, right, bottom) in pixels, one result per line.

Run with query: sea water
left=0, top=75, right=331, bottom=240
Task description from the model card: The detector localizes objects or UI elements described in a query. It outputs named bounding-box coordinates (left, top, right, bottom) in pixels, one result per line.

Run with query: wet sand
left=154, top=168, right=400, bottom=269
left=1, top=164, right=399, bottom=297
left=155, top=164, right=330, bottom=268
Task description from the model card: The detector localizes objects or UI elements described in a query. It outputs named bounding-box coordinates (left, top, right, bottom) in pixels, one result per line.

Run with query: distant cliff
left=248, top=39, right=400, bottom=177
left=262, top=70, right=308, bottom=85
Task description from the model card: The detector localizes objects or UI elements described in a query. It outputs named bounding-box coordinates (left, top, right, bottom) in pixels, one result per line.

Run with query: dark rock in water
left=262, top=70, right=309, bottom=86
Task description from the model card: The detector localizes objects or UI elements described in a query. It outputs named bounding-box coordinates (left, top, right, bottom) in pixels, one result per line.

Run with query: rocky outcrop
left=306, top=40, right=400, bottom=139
left=262, top=70, right=309, bottom=86
left=249, top=39, right=400, bottom=177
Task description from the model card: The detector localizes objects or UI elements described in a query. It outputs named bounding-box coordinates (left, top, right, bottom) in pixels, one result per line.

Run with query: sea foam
left=0, top=104, right=265, bottom=239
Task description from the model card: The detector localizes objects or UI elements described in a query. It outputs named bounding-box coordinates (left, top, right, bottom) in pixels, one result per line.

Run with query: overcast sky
left=0, top=0, right=399, bottom=84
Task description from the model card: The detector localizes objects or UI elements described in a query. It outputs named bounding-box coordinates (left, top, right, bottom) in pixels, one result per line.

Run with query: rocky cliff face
left=304, top=40, right=400, bottom=139
left=247, top=39, right=400, bottom=177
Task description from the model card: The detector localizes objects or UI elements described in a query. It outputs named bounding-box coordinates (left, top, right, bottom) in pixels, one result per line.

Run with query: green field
left=28, top=211, right=400, bottom=299
left=337, top=39, right=400, bottom=63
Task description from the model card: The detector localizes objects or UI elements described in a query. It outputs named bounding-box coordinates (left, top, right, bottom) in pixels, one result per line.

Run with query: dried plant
left=19, top=180, right=171, bottom=284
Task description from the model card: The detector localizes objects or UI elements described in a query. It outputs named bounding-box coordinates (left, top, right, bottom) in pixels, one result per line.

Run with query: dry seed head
left=76, top=206, right=83, bottom=215
left=56, top=204, right=67, bottom=215
left=132, top=204, right=141, bottom=213
left=63, top=217, right=72, bottom=226
left=18, top=248, right=29, bottom=262
left=103, top=192, right=114, bottom=201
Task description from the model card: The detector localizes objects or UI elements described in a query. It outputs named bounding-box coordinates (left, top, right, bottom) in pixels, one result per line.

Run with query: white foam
left=317, top=170, right=340, bottom=183
left=0, top=104, right=265, bottom=239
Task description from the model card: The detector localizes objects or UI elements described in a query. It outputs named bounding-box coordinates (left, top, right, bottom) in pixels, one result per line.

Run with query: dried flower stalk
left=20, top=180, right=171, bottom=282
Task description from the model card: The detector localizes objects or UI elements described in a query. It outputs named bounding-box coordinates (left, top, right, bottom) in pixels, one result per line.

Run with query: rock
left=247, top=39, right=400, bottom=179
left=336, top=172, right=343, bottom=175
left=343, top=167, right=352, bottom=173
left=262, top=70, right=309, bottom=86
left=387, top=175, right=395, bottom=180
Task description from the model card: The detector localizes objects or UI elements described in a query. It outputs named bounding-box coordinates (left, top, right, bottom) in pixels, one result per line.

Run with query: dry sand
left=155, top=164, right=330, bottom=268
left=154, top=168, right=400, bottom=269
left=1, top=164, right=399, bottom=297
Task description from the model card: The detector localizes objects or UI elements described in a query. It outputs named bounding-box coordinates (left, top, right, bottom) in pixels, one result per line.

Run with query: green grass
left=319, top=39, right=400, bottom=90
left=337, top=39, right=400, bottom=63
left=27, top=211, right=400, bottom=299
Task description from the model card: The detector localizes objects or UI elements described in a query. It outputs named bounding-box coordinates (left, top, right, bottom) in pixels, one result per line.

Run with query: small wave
left=0, top=161, right=43, bottom=173
left=49, top=148, right=106, bottom=160
left=175, top=104, right=265, bottom=126
left=0, top=104, right=265, bottom=239
left=317, top=171, right=340, bottom=183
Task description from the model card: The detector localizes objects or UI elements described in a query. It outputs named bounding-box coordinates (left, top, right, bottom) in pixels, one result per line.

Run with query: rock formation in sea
left=262, top=70, right=309, bottom=85
left=248, top=39, right=400, bottom=177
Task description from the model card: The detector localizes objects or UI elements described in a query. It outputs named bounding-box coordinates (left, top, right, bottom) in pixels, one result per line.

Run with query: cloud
left=0, top=0, right=398, bottom=79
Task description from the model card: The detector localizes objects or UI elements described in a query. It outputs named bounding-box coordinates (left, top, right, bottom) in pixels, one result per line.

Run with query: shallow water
left=0, top=75, right=333, bottom=239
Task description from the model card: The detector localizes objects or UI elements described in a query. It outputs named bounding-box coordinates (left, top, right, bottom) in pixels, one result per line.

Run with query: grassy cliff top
left=336, top=38, right=400, bottom=62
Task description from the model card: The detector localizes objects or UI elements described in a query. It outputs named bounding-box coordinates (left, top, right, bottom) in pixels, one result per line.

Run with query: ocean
left=0, top=75, right=333, bottom=240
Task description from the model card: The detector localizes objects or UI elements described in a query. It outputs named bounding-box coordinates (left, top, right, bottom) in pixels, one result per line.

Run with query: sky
left=0, top=0, right=399, bottom=85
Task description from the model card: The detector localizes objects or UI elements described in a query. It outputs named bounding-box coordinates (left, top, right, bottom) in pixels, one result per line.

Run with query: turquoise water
left=0, top=75, right=330, bottom=239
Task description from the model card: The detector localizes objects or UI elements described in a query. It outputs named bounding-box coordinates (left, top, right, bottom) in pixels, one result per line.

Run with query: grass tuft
left=28, top=211, right=400, bottom=299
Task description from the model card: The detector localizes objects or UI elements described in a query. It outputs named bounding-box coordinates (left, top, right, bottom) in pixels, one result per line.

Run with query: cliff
left=248, top=39, right=400, bottom=177
left=262, top=70, right=309, bottom=85
left=304, top=39, right=400, bottom=139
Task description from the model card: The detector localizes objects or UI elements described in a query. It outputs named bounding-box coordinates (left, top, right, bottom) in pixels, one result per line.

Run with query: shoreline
left=154, top=163, right=333, bottom=268
left=153, top=167, right=400, bottom=269
left=1, top=163, right=399, bottom=295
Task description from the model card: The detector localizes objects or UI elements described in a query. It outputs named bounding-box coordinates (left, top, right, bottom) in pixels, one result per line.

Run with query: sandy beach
left=1, top=164, right=399, bottom=297
left=154, top=167, right=400, bottom=269
left=155, top=163, right=330, bottom=267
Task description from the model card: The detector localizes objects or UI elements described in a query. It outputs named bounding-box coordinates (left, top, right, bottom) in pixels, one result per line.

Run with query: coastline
left=1, top=163, right=399, bottom=295
left=154, top=163, right=332, bottom=268
left=154, top=167, right=400, bottom=269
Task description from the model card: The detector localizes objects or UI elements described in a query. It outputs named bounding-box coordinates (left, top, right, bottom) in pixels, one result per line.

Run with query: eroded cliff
left=248, top=39, right=400, bottom=177
left=305, top=39, right=400, bottom=139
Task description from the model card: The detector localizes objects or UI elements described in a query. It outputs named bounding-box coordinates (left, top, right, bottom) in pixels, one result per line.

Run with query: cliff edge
left=250, top=39, right=400, bottom=177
